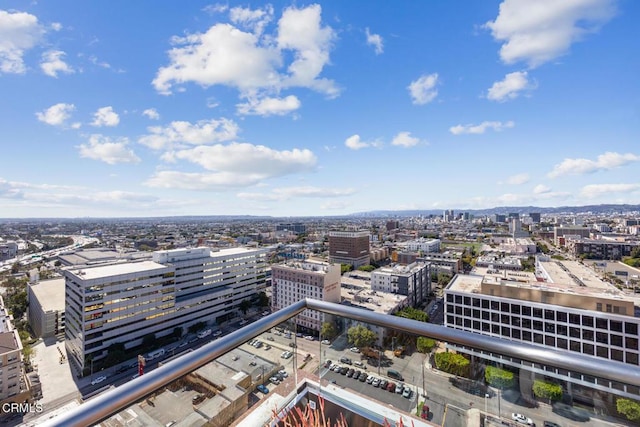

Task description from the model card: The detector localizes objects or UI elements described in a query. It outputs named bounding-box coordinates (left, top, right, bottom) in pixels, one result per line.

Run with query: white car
left=511, top=413, right=534, bottom=425
left=91, top=375, right=107, bottom=385
left=321, top=339, right=331, bottom=345
left=349, top=347, right=360, bottom=353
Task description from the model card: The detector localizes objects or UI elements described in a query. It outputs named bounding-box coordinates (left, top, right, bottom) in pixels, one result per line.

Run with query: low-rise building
left=28, top=278, right=66, bottom=338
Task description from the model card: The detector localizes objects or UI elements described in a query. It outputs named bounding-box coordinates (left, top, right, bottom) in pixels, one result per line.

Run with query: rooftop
left=29, top=278, right=66, bottom=312
left=65, top=260, right=169, bottom=281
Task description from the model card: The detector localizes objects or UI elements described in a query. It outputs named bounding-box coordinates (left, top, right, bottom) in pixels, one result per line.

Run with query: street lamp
left=484, top=393, right=489, bottom=416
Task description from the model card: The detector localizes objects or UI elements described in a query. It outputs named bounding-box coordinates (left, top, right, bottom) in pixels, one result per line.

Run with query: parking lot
left=319, top=365, right=418, bottom=414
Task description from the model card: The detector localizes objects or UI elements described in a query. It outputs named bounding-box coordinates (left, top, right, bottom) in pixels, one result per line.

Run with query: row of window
left=446, top=294, right=638, bottom=334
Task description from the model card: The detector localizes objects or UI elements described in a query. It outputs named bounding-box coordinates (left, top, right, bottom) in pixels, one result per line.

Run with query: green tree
left=321, top=322, right=337, bottom=340
left=357, top=265, right=376, bottom=272
left=239, top=299, right=252, bottom=314
left=485, top=365, right=515, bottom=389
left=10, top=262, right=20, bottom=274
left=340, top=264, right=353, bottom=274
left=347, top=324, right=377, bottom=348
left=434, top=352, right=470, bottom=377
left=395, top=307, right=428, bottom=323
left=256, top=291, right=269, bottom=307
left=532, top=379, right=563, bottom=402
left=617, top=398, right=640, bottom=422
left=416, top=337, right=436, bottom=353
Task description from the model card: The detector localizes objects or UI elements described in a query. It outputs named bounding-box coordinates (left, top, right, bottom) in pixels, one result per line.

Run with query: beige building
left=28, top=278, right=66, bottom=338
left=271, top=260, right=341, bottom=333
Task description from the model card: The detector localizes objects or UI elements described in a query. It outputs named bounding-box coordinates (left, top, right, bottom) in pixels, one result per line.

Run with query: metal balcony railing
left=41, top=299, right=640, bottom=427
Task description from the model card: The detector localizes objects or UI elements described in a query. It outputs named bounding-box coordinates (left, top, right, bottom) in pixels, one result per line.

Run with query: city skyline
left=1, top=0, right=639, bottom=218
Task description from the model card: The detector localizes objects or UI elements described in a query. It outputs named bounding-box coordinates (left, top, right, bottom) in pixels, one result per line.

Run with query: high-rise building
left=276, top=223, right=307, bottom=234
left=328, top=230, right=370, bottom=268
left=529, top=212, right=541, bottom=223
left=271, top=260, right=341, bottom=332
left=64, top=247, right=268, bottom=375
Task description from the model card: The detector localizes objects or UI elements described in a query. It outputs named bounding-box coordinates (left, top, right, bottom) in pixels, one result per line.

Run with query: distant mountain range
left=350, top=204, right=640, bottom=218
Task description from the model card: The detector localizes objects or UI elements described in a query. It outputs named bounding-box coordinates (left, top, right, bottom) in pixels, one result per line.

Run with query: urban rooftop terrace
left=39, top=299, right=640, bottom=427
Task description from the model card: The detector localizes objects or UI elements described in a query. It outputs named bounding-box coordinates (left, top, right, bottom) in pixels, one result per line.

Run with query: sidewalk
left=30, top=337, right=82, bottom=408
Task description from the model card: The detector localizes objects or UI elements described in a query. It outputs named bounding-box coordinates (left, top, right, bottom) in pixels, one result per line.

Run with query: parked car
left=421, top=405, right=430, bottom=419
left=269, top=377, right=280, bottom=385
left=349, top=347, right=360, bottom=353
left=264, top=345, right=271, bottom=350
left=321, top=340, right=331, bottom=345
left=324, top=360, right=333, bottom=368
left=339, top=366, right=349, bottom=375
left=511, top=413, right=534, bottom=425
left=366, top=375, right=375, bottom=384
left=354, top=361, right=365, bottom=368
left=402, top=387, right=412, bottom=399
left=543, top=422, right=560, bottom=427
left=91, top=375, right=107, bottom=385
left=267, top=336, right=274, bottom=341
left=372, top=378, right=381, bottom=387
left=346, top=368, right=355, bottom=378
left=395, top=383, right=404, bottom=393
left=386, top=382, right=396, bottom=392
left=256, top=384, right=269, bottom=394
left=278, top=369, right=288, bottom=378
left=379, top=379, right=388, bottom=389
left=339, top=357, right=352, bottom=365
left=358, top=372, right=368, bottom=382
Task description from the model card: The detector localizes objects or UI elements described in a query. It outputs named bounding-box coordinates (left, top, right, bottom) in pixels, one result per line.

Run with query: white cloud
left=91, top=106, right=120, bottom=127
left=164, top=142, right=317, bottom=178
left=50, top=22, right=62, bottom=31
left=0, top=10, right=44, bottom=74
left=548, top=152, right=640, bottom=178
left=40, top=50, right=74, bottom=77
left=391, top=131, right=420, bottom=148
left=408, top=73, right=439, bottom=105
left=237, top=186, right=355, bottom=201
left=153, top=4, right=338, bottom=99
left=77, top=135, right=140, bottom=165
left=365, top=28, right=383, bottom=55
left=138, top=118, right=240, bottom=150
left=581, top=183, right=640, bottom=199
left=142, top=108, right=160, bottom=120
left=237, top=95, right=301, bottom=116
left=485, top=0, right=616, bottom=68
left=345, top=134, right=379, bottom=150
left=450, top=120, right=515, bottom=135
left=533, top=184, right=551, bottom=194
left=36, top=103, right=75, bottom=126
left=145, top=170, right=268, bottom=190
left=229, top=5, right=273, bottom=35
left=487, top=71, right=533, bottom=102
left=277, top=4, right=338, bottom=97
left=506, top=173, right=530, bottom=185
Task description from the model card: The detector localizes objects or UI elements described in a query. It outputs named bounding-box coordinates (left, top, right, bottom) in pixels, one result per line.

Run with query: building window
left=510, top=304, right=521, bottom=314
left=596, top=303, right=602, bottom=311
left=491, top=301, right=499, bottom=310
left=596, top=332, right=608, bottom=344
left=473, top=320, right=480, bottom=330
left=501, top=302, right=509, bottom=312
left=569, top=313, right=580, bottom=324
left=545, top=335, right=555, bottom=346
left=582, top=315, right=594, bottom=327
left=557, top=312, right=567, bottom=322
left=626, top=352, right=639, bottom=365
left=582, top=329, right=593, bottom=341
left=557, top=338, right=568, bottom=349
left=610, top=321, right=623, bottom=333
left=512, top=329, right=521, bottom=339
left=611, top=349, right=624, bottom=362
left=533, top=320, right=543, bottom=331
left=533, top=308, right=542, bottom=318
left=544, top=310, right=555, bottom=321
left=611, top=335, right=623, bottom=347
left=583, top=343, right=594, bottom=355
left=625, top=337, right=638, bottom=350
left=569, top=327, right=580, bottom=338
left=501, top=326, right=510, bottom=337
left=596, top=318, right=607, bottom=329
left=482, top=300, right=489, bottom=309
left=534, top=333, right=543, bottom=344
left=625, top=322, right=638, bottom=335
left=570, top=341, right=580, bottom=352
left=545, top=323, right=555, bottom=334
left=523, top=331, right=532, bottom=341
left=596, top=346, right=608, bottom=358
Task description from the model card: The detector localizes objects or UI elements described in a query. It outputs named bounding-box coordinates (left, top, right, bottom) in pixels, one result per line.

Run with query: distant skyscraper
left=529, top=212, right=541, bottom=223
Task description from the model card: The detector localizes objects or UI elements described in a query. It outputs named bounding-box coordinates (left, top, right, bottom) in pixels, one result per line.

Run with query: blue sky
left=0, top=0, right=638, bottom=218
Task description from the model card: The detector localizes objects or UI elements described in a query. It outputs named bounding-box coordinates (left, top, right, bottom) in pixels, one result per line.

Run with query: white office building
left=444, top=259, right=640, bottom=402
left=64, top=247, right=268, bottom=375
left=370, top=262, right=431, bottom=308
left=405, top=238, right=441, bottom=254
